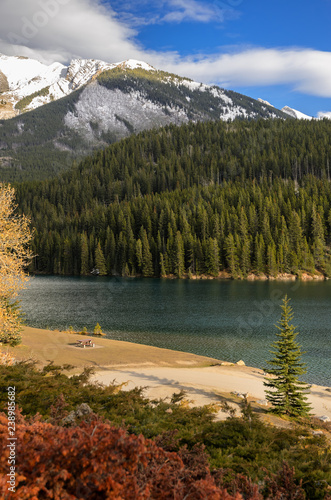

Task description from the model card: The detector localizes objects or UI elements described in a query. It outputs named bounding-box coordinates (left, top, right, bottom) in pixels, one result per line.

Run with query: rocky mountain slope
left=0, top=54, right=290, bottom=181
left=0, top=54, right=115, bottom=119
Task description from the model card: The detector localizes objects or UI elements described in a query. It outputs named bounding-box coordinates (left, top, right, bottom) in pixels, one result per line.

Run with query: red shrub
left=0, top=412, right=243, bottom=500
left=263, top=462, right=306, bottom=500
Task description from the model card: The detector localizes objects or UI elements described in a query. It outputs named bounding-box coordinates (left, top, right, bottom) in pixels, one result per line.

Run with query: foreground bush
left=0, top=362, right=330, bottom=498
left=0, top=413, right=247, bottom=500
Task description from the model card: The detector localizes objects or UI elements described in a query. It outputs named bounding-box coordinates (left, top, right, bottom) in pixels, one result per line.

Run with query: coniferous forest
left=15, top=118, right=331, bottom=278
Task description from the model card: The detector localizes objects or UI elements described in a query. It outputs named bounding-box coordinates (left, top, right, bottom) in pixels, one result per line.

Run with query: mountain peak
left=116, top=59, right=156, bottom=72
left=257, top=98, right=274, bottom=107
left=64, top=58, right=114, bottom=89
left=281, top=106, right=312, bottom=120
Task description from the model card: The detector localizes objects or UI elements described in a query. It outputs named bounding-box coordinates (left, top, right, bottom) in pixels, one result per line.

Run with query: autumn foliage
left=0, top=362, right=328, bottom=499
left=0, top=409, right=313, bottom=500
left=0, top=412, right=246, bottom=500
left=0, top=184, right=32, bottom=298
left=0, top=183, right=33, bottom=346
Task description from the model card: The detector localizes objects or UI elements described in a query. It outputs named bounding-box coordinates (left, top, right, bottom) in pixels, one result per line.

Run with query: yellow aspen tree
left=0, top=349, right=15, bottom=365
left=0, top=183, right=33, bottom=346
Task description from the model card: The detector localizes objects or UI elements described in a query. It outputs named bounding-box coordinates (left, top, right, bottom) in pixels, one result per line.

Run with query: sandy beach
left=7, top=326, right=331, bottom=422
left=91, top=365, right=331, bottom=422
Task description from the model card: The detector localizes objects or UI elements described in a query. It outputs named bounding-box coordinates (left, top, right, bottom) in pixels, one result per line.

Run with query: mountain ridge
left=0, top=54, right=317, bottom=124
left=0, top=54, right=290, bottom=181
left=0, top=53, right=287, bottom=119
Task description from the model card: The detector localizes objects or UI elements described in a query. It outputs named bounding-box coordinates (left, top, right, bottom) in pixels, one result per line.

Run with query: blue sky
left=1, top=0, right=331, bottom=116
left=109, top=0, right=331, bottom=116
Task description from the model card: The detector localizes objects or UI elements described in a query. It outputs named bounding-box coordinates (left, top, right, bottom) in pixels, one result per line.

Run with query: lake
left=18, top=276, right=331, bottom=386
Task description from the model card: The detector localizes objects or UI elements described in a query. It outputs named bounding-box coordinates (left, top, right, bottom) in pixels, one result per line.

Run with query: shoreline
left=4, top=326, right=331, bottom=423
left=30, top=271, right=328, bottom=281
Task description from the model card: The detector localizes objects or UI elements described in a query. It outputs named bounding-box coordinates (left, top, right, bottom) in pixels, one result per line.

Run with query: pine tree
left=140, top=227, right=153, bottom=277
left=206, top=237, right=220, bottom=277
left=95, top=241, right=107, bottom=276
left=135, top=239, right=143, bottom=273
left=267, top=241, right=278, bottom=277
left=63, top=237, right=72, bottom=275
left=225, top=233, right=239, bottom=278
left=311, top=206, right=326, bottom=270
left=278, top=216, right=290, bottom=272
left=105, top=228, right=116, bottom=274
left=264, top=296, right=311, bottom=417
left=241, top=238, right=251, bottom=277
left=174, top=231, right=185, bottom=277
left=255, top=233, right=265, bottom=274
left=289, top=211, right=303, bottom=268
left=80, top=233, right=89, bottom=275
left=159, top=253, right=166, bottom=277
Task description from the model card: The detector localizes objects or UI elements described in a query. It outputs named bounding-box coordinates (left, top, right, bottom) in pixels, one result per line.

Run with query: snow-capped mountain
left=0, top=54, right=118, bottom=118
left=257, top=99, right=313, bottom=120
left=0, top=53, right=317, bottom=125
left=0, top=53, right=291, bottom=181
left=0, top=53, right=286, bottom=121
left=281, top=106, right=312, bottom=120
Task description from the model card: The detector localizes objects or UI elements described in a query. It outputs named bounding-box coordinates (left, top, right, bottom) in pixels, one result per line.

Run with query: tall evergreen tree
left=80, top=233, right=89, bottom=275
left=311, top=206, right=326, bottom=270
left=174, top=231, right=185, bottom=277
left=135, top=239, right=143, bottom=273
left=225, top=234, right=239, bottom=278
left=206, top=237, right=220, bottom=277
left=267, top=241, right=277, bottom=277
left=140, top=227, right=153, bottom=277
left=95, top=241, right=107, bottom=276
left=159, top=253, right=166, bottom=277
left=264, top=296, right=311, bottom=417
left=255, top=233, right=265, bottom=274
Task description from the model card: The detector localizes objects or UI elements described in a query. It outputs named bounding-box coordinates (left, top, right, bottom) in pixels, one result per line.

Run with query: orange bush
left=0, top=412, right=246, bottom=500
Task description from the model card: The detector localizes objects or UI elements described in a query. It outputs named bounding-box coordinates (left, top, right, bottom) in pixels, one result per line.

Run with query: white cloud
left=0, top=0, right=331, bottom=101
left=111, top=0, right=235, bottom=26
left=161, top=0, right=229, bottom=23
left=156, top=48, right=331, bottom=98
left=0, top=0, right=142, bottom=64
left=317, top=111, right=331, bottom=119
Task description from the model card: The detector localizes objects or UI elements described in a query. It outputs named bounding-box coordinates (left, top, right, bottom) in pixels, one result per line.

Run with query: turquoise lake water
left=19, top=276, right=331, bottom=386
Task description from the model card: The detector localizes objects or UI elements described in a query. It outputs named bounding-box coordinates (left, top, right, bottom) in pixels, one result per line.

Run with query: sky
left=0, top=0, right=331, bottom=117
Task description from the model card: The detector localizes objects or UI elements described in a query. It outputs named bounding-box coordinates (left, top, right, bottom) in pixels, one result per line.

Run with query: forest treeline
left=15, top=118, right=331, bottom=278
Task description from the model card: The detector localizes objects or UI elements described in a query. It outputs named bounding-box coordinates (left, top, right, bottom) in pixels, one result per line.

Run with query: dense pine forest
left=15, top=118, right=331, bottom=278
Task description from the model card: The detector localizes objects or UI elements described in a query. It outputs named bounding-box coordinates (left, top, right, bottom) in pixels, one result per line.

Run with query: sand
left=5, top=326, right=331, bottom=422
left=91, top=365, right=331, bottom=422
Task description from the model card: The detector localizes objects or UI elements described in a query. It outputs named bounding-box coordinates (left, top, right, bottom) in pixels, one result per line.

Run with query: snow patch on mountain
left=179, top=80, right=207, bottom=92
left=65, top=59, right=116, bottom=89
left=281, top=106, right=312, bottom=120
left=176, top=79, right=233, bottom=108
left=258, top=98, right=274, bottom=107
left=210, top=87, right=233, bottom=106
left=64, top=82, right=189, bottom=143
left=0, top=54, right=65, bottom=99
left=0, top=55, right=153, bottom=114
left=117, top=59, right=156, bottom=71
left=221, top=106, right=251, bottom=121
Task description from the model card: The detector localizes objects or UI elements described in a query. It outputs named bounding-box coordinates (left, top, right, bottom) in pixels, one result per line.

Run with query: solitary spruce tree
left=264, top=296, right=311, bottom=417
